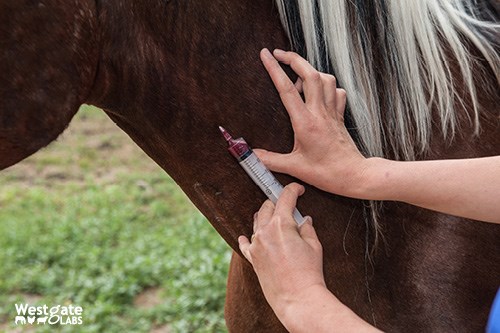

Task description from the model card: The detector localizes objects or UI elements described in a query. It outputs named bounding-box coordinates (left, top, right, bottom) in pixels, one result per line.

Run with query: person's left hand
left=255, top=48, right=369, bottom=198
left=238, top=183, right=325, bottom=318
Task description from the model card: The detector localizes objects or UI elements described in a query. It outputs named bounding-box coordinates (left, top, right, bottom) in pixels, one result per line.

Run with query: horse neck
left=86, top=0, right=320, bottom=250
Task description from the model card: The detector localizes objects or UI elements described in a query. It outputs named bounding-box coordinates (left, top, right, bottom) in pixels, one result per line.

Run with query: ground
left=0, top=105, right=230, bottom=333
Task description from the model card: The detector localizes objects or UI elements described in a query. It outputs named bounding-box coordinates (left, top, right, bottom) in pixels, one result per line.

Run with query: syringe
left=219, top=126, right=305, bottom=226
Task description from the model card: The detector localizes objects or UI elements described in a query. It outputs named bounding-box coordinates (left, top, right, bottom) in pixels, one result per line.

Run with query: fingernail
left=296, top=183, right=305, bottom=195
left=273, top=49, right=286, bottom=57
left=253, top=212, right=258, bottom=220
left=304, top=216, right=313, bottom=225
left=261, top=48, right=274, bottom=59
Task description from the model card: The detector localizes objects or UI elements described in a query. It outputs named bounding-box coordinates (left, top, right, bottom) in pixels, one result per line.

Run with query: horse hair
left=275, top=0, right=500, bottom=160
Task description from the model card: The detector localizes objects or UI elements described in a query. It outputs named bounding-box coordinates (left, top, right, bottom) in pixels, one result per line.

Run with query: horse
left=1, top=0, right=498, bottom=331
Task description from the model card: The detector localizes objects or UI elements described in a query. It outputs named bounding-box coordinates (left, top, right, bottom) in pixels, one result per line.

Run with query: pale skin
left=238, top=48, right=500, bottom=332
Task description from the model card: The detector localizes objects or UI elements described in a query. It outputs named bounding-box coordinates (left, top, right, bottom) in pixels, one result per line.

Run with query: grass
left=0, top=105, right=231, bottom=332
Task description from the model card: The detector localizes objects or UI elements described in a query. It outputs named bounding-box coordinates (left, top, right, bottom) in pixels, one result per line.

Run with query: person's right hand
left=238, top=183, right=325, bottom=317
left=256, top=48, right=370, bottom=198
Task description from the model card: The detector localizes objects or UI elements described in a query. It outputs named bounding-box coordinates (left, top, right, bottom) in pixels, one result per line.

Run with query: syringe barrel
left=219, top=126, right=305, bottom=226
left=239, top=151, right=305, bottom=226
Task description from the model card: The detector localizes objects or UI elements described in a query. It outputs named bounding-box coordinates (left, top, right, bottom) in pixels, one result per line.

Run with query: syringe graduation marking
left=244, top=158, right=277, bottom=188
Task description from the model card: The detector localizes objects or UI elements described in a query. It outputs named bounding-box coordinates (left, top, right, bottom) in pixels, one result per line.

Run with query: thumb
left=253, top=149, right=294, bottom=175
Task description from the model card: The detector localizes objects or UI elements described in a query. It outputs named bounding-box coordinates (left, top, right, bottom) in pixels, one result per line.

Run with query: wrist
left=348, top=157, right=392, bottom=200
left=273, top=283, right=325, bottom=317
left=275, top=284, right=332, bottom=331
left=275, top=284, right=360, bottom=332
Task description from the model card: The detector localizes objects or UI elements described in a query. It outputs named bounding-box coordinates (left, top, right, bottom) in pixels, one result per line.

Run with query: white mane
left=276, top=0, right=500, bottom=159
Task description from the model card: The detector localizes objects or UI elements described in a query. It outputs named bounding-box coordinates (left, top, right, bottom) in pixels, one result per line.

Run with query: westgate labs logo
left=14, top=303, right=83, bottom=326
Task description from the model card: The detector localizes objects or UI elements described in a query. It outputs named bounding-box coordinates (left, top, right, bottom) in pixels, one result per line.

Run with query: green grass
left=0, top=106, right=231, bottom=332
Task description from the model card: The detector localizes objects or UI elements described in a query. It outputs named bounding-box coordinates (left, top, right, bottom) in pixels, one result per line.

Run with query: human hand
left=238, top=183, right=325, bottom=317
left=256, top=48, right=370, bottom=198
left=238, top=183, right=380, bottom=332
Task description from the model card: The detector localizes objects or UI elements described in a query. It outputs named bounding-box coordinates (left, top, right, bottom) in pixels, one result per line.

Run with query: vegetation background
left=0, top=105, right=231, bottom=333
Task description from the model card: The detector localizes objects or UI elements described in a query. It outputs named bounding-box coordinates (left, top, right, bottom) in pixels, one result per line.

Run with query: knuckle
left=304, top=118, right=319, bottom=132
left=323, top=74, right=336, bottom=86
left=270, top=215, right=285, bottom=226
left=282, top=184, right=297, bottom=196
left=289, top=51, right=300, bottom=61
left=262, top=199, right=275, bottom=210
left=253, top=230, right=263, bottom=240
left=305, top=70, right=321, bottom=83
left=281, top=80, right=297, bottom=95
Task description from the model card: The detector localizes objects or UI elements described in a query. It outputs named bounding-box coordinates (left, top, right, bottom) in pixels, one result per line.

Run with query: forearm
left=358, top=156, right=500, bottom=223
left=276, top=285, right=382, bottom=333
